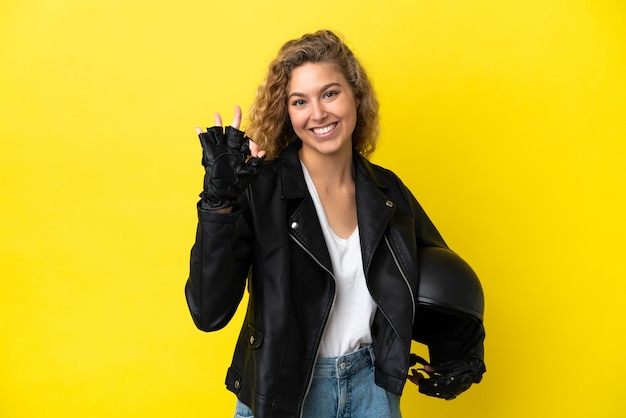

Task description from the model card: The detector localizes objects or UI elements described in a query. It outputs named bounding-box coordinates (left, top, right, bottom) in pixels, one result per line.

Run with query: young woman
left=185, top=30, right=486, bottom=418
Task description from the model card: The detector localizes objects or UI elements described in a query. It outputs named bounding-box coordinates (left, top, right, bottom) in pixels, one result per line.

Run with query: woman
left=185, top=30, right=486, bottom=418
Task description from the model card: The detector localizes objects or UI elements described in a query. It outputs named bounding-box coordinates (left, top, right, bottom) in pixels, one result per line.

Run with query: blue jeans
left=234, top=345, right=401, bottom=418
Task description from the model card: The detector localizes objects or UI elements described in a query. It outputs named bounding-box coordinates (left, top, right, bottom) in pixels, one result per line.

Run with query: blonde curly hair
left=245, top=30, right=380, bottom=161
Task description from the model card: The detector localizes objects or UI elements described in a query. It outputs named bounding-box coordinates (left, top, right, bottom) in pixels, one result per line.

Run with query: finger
left=249, top=140, right=266, bottom=158
left=231, top=105, right=242, bottom=129
left=249, top=140, right=258, bottom=154
left=407, top=370, right=421, bottom=386
left=214, top=112, right=223, bottom=127
left=195, top=127, right=203, bottom=135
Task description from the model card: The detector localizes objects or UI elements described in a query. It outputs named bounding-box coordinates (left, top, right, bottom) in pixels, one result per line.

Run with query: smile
left=312, top=123, right=337, bottom=135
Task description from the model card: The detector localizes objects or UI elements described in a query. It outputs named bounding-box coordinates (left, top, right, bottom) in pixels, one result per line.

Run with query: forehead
left=288, top=62, right=349, bottom=92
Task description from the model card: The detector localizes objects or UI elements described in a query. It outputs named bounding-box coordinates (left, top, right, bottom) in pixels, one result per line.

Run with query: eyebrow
left=287, top=82, right=343, bottom=99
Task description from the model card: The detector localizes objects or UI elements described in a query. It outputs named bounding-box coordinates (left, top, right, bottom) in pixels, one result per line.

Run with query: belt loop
left=367, top=344, right=376, bottom=364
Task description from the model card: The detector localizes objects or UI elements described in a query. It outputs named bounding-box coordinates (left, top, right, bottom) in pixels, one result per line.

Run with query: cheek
left=345, top=103, right=358, bottom=126
left=288, top=110, right=304, bottom=129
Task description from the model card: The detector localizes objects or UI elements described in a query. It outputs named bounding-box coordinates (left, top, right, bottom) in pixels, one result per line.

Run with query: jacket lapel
left=280, top=141, right=334, bottom=274
left=278, top=142, right=395, bottom=276
left=354, top=155, right=395, bottom=276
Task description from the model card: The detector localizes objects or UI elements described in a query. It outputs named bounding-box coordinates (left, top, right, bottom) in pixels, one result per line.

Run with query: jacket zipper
left=289, top=232, right=337, bottom=418
left=289, top=234, right=413, bottom=416
left=384, top=235, right=416, bottom=320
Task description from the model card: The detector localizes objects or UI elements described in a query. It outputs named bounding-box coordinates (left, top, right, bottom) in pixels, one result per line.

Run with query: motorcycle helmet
left=412, top=246, right=486, bottom=375
left=410, top=247, right=487, bottom=400
left=417, top=246, right=484, bottom=323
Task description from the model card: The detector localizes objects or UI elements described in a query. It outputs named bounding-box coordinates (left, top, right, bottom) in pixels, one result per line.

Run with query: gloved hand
left=198, top=125, right=264, bottom=210
left=408, top=354, right=486, bottom=400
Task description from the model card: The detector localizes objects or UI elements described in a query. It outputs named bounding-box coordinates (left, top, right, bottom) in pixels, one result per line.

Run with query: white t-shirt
left=301, top=163, right=377, bottom=357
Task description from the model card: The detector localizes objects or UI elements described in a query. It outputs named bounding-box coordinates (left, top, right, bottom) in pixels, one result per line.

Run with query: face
left=287, top=62, right=359, bottom=158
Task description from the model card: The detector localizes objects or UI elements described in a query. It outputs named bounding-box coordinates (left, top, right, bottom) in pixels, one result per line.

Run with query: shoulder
left=355, top=155, right=412, bottom=194
left=355, top=155, right=430, bottom=216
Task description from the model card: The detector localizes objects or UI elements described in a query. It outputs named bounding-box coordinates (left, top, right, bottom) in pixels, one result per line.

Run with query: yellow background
left=2, top=0, right=625, bottom=417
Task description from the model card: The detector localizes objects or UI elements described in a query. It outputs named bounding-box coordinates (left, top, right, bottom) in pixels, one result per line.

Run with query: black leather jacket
left=185, top=140, right=449, bottom=418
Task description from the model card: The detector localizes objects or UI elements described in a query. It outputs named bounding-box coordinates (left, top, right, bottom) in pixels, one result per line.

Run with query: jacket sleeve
left=412, top=198, right=449, bottom=249
left=184, top=199, right=254, bottom=332
left=402, top=178, right=487, bottom=366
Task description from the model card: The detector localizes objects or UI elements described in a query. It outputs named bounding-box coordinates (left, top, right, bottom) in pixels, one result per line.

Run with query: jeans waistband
left=313, top=345, right=375, bottom=379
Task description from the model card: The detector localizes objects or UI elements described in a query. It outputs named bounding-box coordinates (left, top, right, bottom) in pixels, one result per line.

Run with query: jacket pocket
left=225, top=322, right=265, bottom=397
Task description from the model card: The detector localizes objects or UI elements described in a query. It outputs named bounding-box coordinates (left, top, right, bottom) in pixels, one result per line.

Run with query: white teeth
left=313, top=123, right=336, bottom=135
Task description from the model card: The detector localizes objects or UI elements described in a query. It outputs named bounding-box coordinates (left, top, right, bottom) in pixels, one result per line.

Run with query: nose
left=311, top=102, right=328, bottom=122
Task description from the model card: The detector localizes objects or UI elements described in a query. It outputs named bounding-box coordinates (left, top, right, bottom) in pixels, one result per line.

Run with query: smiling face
left=287, top=62, right=360, bottom=159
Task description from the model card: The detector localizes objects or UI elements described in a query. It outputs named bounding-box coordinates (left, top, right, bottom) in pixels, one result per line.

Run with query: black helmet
left=417, top=246, right=484, bottom=323
left=413, top=246, right=485, bottom=365
left=411, top=246, right=486, bottom=399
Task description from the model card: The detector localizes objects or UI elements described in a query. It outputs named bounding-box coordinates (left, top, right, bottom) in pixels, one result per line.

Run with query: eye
left=292, top=99, right=306, bottom=107
left=324, top=91, right=338, bottom=99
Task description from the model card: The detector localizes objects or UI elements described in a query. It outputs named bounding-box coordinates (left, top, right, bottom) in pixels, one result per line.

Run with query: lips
left=311, top=123, right=337, bottom=135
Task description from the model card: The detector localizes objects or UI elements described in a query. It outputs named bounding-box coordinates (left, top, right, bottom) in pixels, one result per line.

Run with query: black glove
left=410, top=354, right=486, bottom=400
left=198, top=126, right=264, bottom=210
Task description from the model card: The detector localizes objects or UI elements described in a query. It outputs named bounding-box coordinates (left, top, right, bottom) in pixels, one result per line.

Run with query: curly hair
left=245, top=30, right=380, bottom=161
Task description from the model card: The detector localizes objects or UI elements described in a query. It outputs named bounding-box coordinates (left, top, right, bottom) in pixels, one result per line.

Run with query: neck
left=298, top=147, right=354, bottom=188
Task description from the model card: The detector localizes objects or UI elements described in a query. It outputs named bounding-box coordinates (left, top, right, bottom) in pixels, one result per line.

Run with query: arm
left=387, top=171, right=487, bottom=398
left=185, top=202, right=254, bottom=331
left=184, top=106, right=264, bottom=331
left=393, top=174, right=449, bottom=250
